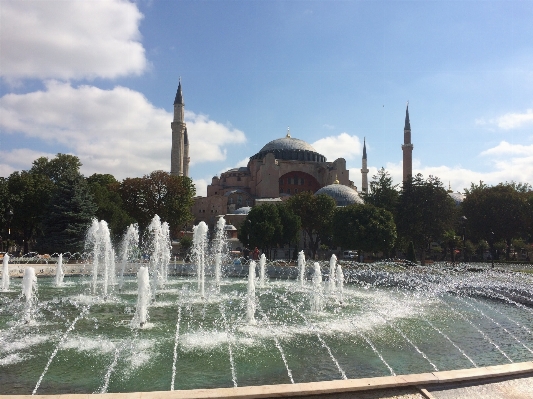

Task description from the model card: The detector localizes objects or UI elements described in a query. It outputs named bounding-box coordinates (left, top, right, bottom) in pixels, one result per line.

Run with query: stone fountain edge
left=3, top=361, right=532, bottom=399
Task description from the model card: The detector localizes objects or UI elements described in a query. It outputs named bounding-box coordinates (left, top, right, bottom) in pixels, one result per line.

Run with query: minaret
left=361, top=137, right=369, bottom=193
left=402, top=103, right=413, bottom=182
left=171, top=79, right=188, bottom=176
left=183, top=127, right=190, bottom=177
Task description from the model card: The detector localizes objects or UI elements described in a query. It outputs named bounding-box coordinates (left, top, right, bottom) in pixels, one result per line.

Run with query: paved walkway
left=304, top=373, right=533, bottom=399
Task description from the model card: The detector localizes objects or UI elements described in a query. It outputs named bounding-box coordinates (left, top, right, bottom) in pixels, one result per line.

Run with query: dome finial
left=286, top=126, right=291, bottom=138
left=334, top=174, right=339, bottom=184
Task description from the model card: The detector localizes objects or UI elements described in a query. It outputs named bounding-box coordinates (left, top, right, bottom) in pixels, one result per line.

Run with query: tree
left=238, top=204, right=283, bottom=254
left=396, top=174, right=456, bottom=265
left=442, top=230, right=462, bottom=263
left=364, top=167, right=399, bottom=217
left=406, top=241, right=417, bottom=263
left=7, top=171, right=54, bottom=253
left=0, top=177, right=12, bottom=251
left=462, top=183, right=530, bottom=260
left=119, top=171, right=195, bottom=234
left=286, top=192, right=336, bottom=258
left=87, top=173, right=134, bottom=238
left=30, top=153, right=82, bottom=183
left=37, top=171, right=97, bottom=254
left=277, top=203, right=301, bottom=251
left=332, top=204, right=396, bottom=255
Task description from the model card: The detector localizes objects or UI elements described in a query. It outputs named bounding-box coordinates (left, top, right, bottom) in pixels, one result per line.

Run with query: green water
left=1, top=274, right=532, bottom=394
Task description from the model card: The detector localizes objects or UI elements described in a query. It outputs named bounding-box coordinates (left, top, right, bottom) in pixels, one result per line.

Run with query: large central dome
left=250, top=132, right=326, bottom=162
left=260, top=136, right=317, bottom=153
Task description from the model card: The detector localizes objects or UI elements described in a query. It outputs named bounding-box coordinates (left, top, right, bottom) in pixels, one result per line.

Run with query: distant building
left=172, top=83, right=415, bottom=229
left=191, top=127, right=359, bottom=228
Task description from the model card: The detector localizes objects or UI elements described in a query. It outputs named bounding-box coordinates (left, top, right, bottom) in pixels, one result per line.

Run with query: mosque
left=170, top=82, right=414, bottom=230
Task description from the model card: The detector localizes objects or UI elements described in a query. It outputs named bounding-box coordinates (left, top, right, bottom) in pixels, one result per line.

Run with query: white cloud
left=0, top=148, right=56, bottom=177
left=312, top=133, right=361, bottom=161
left=495, top=109, right=533, bottom=130
left=0, top=0, right=146, bottom=81
left=193, top=179, right=209, bottom=198
left=480, top=141, right=533, bottom=156
left=351, top=140, right=533, bottom=195
left=476, top=108, right=533, bottom=130
left=185, top=112, right=247, bottom=165
left=0, top=82, right=247, bottom=179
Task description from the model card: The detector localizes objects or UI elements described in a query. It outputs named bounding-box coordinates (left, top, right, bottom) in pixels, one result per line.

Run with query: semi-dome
left=315, top=183, right=364, bottom=206
left=231, top=206, right=251, bottom=215
left=448, top=192, right=465, bottom=206
left=250, top=131, right=326, bottom=162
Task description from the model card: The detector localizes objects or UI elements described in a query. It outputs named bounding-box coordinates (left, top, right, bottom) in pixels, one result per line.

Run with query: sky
left=1, top=0, right=532, bottom=197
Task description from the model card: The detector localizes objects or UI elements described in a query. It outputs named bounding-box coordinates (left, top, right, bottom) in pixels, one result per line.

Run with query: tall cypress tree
left=38, top=172, right=97, bottom=254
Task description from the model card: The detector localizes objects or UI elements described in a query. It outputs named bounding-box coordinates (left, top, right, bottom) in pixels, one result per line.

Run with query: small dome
left=315, top=184, right=364, bottom=206
left=448, top=192, right=465, bottom=206
left=231, top=206, right=251, bottom=215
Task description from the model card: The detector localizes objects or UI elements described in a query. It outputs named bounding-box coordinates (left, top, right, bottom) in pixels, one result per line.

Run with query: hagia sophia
left=170, top=81, right=414, bottom=230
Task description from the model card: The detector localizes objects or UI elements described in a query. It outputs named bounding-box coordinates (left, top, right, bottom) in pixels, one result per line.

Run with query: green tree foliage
left=364, top=167, right=399, bottom=217
left=462, top=182, right=531, bottom=260
left=286, top=192, right=336, bottom=258
left=87, top=173, right=134, bottom=238
left=442, top=230, right=462, bottom=263
left=30, top=153, right=82, bottom=182
left=238, top=204, right=282, bottom=253
left=406, top=241, right=417, bottom=263
left=396, top=174, right=456, bottom=265
left=7, top=171, right=54, bottom=253
left=277, top=203, right=301, bottom=249
left=0, top=177, right=12, bottom=250
left=332, top=204, right=396, bottom=254
left=119, top=171, right=195, bottom=234
left=179, top=235, right=193, bottom=256
left=38, top=171, right=97, bottom=254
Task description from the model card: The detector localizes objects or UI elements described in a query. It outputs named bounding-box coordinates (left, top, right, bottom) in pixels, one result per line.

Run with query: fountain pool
left=1, top=261, right=533, bottom=395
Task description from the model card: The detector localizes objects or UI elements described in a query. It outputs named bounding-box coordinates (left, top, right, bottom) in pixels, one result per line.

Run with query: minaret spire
left=174, top=77, right=184, bottom=105
left=361, top=137, right=369, bottom=193
left=401, top=102, right=413, bottom=182
left=404, top=101, right=410, bottom=131
left=171, top=78, right=189, bottom=177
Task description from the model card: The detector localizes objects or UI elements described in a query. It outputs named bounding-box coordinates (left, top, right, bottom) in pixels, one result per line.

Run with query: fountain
left=311, top=262, right=323, bottom=312
left=298, top=250, right=306, bottom=287
left=1, top=253, right=9, bottom=291
left=118, top=224, right=139, bottom=291
left=132, top=266, right=151, bottom=328
left=247, top=261, right=256, bottom=324
left=54, top=254, right=64, bottom=287
left=21, top=267, right=37, bottom=323
left=259, top=253, right=267, bottom=288
left=328, top=254, right=337, bottom=293
left=192, top=221, right=208, bottom=297
left=86, top=219, right=114, bottom=297
left=1, top=219, right=533, bottom=395
left=213, top=217, right=227, bottom=289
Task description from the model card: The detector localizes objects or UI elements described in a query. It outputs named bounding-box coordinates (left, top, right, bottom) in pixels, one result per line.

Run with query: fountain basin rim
left=6, top=361, right=532, bottom=399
